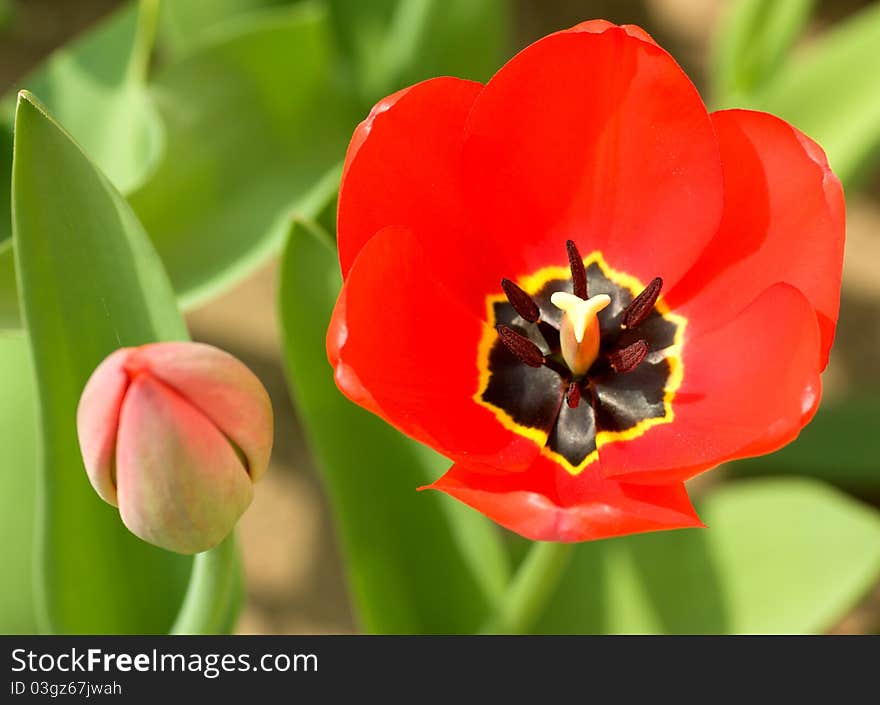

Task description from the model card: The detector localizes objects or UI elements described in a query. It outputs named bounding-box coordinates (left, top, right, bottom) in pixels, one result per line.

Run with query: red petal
left=601, top=283, right=822, bottom=484
left=425, top=454, right=703, bottom=542
left=338, top=77, right=483, bottom=277
left=327, top=287, right=386, bottom=419
left=329, top=226, right=552, bottom=469
left=667, top=109, right=845, bottom=368
left=459, top=23, right=723, bottom=294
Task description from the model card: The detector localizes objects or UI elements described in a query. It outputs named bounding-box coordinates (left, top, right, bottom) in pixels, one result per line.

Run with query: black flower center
left=475, top=241, right=685, bottom=474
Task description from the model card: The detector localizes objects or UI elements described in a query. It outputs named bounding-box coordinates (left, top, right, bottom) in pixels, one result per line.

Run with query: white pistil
left=550, top=292, right=611, bottom=377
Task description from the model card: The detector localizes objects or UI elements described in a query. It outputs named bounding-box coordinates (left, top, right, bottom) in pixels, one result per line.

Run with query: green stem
left=170, top=533, right=242, bottom=634
left=481, top=542, right=574, bottom=634
left=126, top=0, right=161, bottom=85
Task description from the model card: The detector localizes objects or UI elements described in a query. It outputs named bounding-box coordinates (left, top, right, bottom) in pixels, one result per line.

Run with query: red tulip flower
left=327, top=21, right=845, bottom=542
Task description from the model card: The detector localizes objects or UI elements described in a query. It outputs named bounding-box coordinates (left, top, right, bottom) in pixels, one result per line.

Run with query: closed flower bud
left=77, top=342, right=273, bottom=554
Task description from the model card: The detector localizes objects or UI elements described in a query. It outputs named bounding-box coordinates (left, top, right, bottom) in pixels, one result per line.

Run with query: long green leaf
left=710, top=0, right=816, bottom=108
left=279, top=218, right=510, bottom=633
left=0, top=333, right=39, bottom=633
left=129, top=4, right=357, bottom=308
left=11, top=92, right=191, bottom=633
left=537, top=478, right=880, bottom=634
left=753, top=1, right=880, bottom=185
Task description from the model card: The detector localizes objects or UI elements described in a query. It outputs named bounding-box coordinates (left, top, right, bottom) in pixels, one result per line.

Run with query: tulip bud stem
left=480, top=541, right=575, bottom=634
left=170, top=534, right=242, bottom=635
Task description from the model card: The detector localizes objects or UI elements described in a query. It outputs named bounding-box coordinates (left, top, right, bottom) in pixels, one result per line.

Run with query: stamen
left=501, top=278, right=540, bottom=323
left=621, top=277, right=662, bottom=329
left=496, top=325, right=545, bottom=368
left=565, top=381, right=581, bottom=409
left=609, top=339, right=649, bottom=373
left=566, top=240, right=588, bottom=300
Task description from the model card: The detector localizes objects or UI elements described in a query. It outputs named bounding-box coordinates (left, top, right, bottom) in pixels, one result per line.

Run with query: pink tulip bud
left=77, top=342, right=273, bottom=554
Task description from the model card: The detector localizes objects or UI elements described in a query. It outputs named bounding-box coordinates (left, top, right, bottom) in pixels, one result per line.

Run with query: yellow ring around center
left=474, top=250, right=687, bottom=476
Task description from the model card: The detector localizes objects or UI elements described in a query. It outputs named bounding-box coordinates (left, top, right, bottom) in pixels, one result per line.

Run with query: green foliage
left=713, top=0, right=880, bottom=187
left=328, top=0, right=509, bottom=104
left=0, top=2, right=162, bottom=321
left=537, top=478, right=880, bottom=634
left=0, top=0, right=510, bottom=326
left=11, top=93, right=192, bottom=633
left=0, top=245, right=18, bottom=330
left=753, top=1, right=880, bottom=186
left=711, top=0, right=816, bottom=107
left=157, top=0, right=292, bottom=56
left=0, top=333, right=39, bottom=633
left=730, top=398, right=880, bottom=488
left=130, top=4, right=357, bottom=308
left=279, top=219, right=511, bottom=633
left=1, top=3, right=163, bottom=203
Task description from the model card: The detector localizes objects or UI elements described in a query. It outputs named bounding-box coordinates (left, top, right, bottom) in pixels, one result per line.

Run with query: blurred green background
left=1, top=0, right=878, bottom=634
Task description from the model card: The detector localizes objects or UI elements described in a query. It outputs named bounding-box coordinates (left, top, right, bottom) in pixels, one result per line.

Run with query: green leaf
left=0, top=333, right=39, bottom=633
left=2, top=2, right=164, bottom=199
left=753, top=1, right=880, bottom=185
left=537, top=478, right=880, bottom=634
left=11, top=92, right=191, bottom=633
left=129, top=4, right=357, bottom=308
left=279, top=218, right=510, bottom=633
left=710, top=0, right=817, bottom=108
left=730, top=397, right=880, bottom=488
left=328, top=0, right=510, bottom=104
left=2, top=0, right=512, bottom=322
left=158, top=0, right=294, bottom=56
left=0, top=1, right=164, bottom=325
left=697, top=478, right=880, bottom=633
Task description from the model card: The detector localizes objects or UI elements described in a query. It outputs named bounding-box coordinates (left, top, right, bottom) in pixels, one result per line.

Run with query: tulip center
left=475, top=241, right=686, bottom=475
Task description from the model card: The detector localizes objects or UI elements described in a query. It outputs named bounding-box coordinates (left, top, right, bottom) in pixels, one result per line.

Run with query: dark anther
left=501, top=278, right=540, bottom=323
left=609, top=339, right=649, bottom=374
left=565, top=381, right=581, bottom=409
left=497, top=325, right=545, bottom=368
left=621, top=277, right=663, bottom=329
left=566, top=240, right=588, bottom=300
